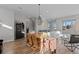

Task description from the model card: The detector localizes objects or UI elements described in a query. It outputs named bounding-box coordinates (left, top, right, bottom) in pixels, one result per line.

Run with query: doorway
left=15, top=22, right=25, bottom=39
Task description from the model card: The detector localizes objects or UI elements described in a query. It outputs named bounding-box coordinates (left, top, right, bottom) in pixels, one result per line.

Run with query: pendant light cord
left=38, top=4, right=40, bottom=17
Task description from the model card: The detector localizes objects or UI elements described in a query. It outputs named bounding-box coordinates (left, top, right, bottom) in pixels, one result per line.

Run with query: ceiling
left=0, top=4, right=79, bottom=19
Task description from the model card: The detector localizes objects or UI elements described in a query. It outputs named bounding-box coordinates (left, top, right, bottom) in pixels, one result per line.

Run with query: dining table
left=26, top=32, right=56, bottom=54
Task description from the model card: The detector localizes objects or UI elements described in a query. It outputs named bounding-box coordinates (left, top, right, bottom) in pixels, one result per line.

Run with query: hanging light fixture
left=38, top=4, right=42, bottom=25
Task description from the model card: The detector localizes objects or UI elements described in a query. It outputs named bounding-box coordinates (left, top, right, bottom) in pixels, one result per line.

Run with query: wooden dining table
left=26, top=32, right=56, bottom=54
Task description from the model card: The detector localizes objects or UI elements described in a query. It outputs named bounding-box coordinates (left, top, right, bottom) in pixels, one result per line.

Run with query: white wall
left=0, top=8, right=14, bottom=43
left=0, top=7, right=36, bottom=43
left=15, top=12, right=36, bottom=32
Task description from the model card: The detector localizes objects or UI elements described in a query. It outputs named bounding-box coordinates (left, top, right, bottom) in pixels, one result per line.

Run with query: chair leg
left=71, top=44, right=74, bottom=52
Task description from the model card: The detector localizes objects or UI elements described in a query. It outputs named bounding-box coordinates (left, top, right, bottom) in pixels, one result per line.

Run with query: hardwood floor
left=56, top=38, right=79, bottom=54
left=2, top=38, right=39, bottom=54
left=56, top=39, right=72, bottom=54
left=2, top=38, right=78, bottom=54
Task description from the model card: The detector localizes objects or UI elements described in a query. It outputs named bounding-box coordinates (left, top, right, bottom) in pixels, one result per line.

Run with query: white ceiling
left=0, top=4, right=79, bottom=19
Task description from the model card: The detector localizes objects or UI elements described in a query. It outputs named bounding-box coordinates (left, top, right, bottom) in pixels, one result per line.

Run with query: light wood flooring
left=2, top=38, right=79, bottom=54
left=2, top=38, right=39, bottom=54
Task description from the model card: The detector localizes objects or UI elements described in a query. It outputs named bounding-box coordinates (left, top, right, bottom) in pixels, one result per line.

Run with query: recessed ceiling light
left=18, top=6, right=23, bottom=10
left=46, top=10, right=48, bottom=13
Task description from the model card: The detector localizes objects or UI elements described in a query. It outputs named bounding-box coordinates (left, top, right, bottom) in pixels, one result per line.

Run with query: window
left=63, top=19, right=76, bottom=30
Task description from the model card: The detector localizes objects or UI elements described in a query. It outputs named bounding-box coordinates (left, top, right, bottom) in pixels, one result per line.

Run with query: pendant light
left=38, top=4, right=42, bottom=25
